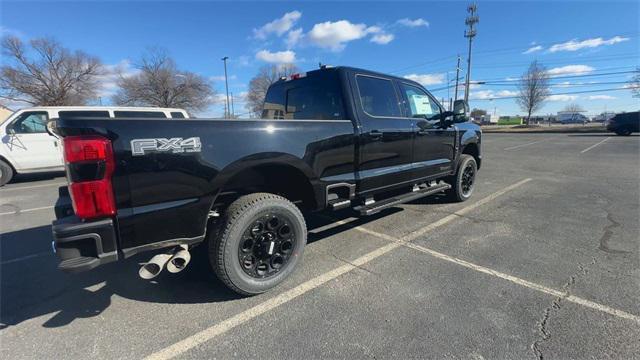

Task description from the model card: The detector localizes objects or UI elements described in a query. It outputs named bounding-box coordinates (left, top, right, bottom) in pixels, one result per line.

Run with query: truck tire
left=209, top=193, right=307, bottom=295
left=0, top=159, right=14, bottom=187
left=447, top=154, right=477, bottom=202
left=615, top=128, right=632, bottom=136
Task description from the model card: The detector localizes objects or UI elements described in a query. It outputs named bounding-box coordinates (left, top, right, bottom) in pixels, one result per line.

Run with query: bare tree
left=112, top=49, right=214, bottom=112
left=562, top=103, right=585, bottom=113
left=629, top=67, right=640, bottom=98
left=246, top=64, right=298, bottom=117
left=0, top=36, right=103, bottom=106
left=516, top=60, right=550, bottom=126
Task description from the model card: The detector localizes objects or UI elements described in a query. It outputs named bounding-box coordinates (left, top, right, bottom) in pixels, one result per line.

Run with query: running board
left=354, top=183, right=451, bottom=216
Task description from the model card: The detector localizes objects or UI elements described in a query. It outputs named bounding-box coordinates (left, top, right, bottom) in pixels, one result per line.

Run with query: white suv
left=0, top=106, right=189, bottom=186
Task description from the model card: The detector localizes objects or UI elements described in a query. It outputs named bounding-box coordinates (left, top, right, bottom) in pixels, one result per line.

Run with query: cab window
left=170, top=112, right=186, bottom=119
left=11, top=112, right=49, bottom=134
left=399, top=83, right=441, bottom=121
left=58, top=111, right=110, bottom=118
left=356, top=75, right=401, bottom=118
left=114, top=111, right=167, bottom=118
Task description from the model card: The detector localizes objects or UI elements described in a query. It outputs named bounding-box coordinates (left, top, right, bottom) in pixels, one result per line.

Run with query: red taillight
left=63, top=136, right=116, bottom=220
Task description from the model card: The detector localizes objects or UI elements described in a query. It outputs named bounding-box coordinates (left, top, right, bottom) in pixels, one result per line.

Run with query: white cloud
left=285, top=28, right=303, bottom=48
left=253, top=11, right=302, bottom=39
left=588, top=95, right=616, bottom=100
left=96, top=60, right=140, bottom=98
left=371, top=33, right=394, bottom=45
left=397, top=18, right=429, bottom=27
left=523, top=45, right=543, bottom=54
left=403, top=73, right=445, bottom=86
left=548, top=94, right=578, bottom=102
left=547, top=65, right=595, bottom=76
left=210, top=74, right=237, bottom=82
left=306, top=20, right=381, bottom=51
left=469, top=90, right=517, bottom=100
left=255, top=49, right=296, bottom=64
left=496, top=90, right=518, bottom=97
left=556, top=81, right=573, bottom=88
left=549, top=36, right=629, bottom=52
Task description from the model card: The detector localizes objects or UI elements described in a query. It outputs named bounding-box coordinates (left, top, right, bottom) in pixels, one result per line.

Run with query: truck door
left=1, top=111, right=62, bottom=171
left=397, top=82, right=455, bottom=178
left=351, top=73, right=415, bottom=194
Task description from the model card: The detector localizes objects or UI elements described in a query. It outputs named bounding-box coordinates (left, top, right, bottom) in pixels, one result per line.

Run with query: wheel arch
left=212, top=154, right=320, bottom=211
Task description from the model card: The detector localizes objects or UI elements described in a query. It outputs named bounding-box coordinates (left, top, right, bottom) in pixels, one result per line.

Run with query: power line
left=385, top=31, right=639, bottom=75
left=471, top=86, right=639, bottom=101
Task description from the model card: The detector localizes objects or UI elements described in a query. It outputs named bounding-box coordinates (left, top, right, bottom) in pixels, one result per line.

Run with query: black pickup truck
left=51, top=66, right=482, bottom=295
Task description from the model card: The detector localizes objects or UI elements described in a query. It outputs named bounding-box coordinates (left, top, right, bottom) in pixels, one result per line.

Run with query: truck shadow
left=0, top=207, right=408, bottom=329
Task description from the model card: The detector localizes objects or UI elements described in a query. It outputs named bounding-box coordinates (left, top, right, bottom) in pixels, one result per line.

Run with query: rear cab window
left=114, top=111, right=167, bottom=118
left=170, top=112, right=186, bottom=119
left=263, top=70, right=345, bottom=120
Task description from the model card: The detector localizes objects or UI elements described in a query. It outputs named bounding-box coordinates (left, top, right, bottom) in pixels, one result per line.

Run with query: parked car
left=50, top=66, right=482, bottom=295
left=606, top=111, right=639, bottom=136
left=558, top=112, right=589, bottom=124
left=0, top=106, right=189, bottom=185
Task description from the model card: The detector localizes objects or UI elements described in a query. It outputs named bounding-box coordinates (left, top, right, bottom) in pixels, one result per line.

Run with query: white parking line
left=503, top=139, right=547, bottom=151
left=0, top=182, right=65, bottom=192
left=0, top=205, right=54, bottom=216
left=580, top=137, right=611, bottom=153
left=144, top=178, right=530, bottom=360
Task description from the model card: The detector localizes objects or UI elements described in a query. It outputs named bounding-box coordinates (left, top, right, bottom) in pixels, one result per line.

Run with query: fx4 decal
left=131, top=137, right=202, bottom=156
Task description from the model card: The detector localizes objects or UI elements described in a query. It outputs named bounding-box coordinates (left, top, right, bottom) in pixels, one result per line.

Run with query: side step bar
left=354, top=183, right=451, bottom=216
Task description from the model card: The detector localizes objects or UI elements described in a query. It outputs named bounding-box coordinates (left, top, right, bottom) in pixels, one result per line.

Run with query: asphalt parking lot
left=1, top=132, right=638, bottom=359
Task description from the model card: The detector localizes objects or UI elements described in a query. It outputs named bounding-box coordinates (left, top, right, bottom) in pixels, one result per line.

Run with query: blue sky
left=1, top=0, right=638, bottom=117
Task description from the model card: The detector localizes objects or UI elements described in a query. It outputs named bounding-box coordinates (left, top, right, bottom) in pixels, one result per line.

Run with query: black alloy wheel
left=238, top=212, right=297, bottom=279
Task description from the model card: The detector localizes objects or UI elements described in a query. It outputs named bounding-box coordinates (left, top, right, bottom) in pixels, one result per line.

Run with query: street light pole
left=464, top=3, right=478, bottom=104
left=230, top=92, right=235, bottom=118
left=221, top=56, right=230, bottom=119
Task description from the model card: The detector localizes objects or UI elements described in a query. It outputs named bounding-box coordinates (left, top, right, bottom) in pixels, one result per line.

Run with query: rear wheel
left=209, top=193, right=306, bottom=295
left=615, top=128, right=632, bottom=136
left=0, top=160, right=14, bottom=187
left=446, top=154, right=477, bottom=202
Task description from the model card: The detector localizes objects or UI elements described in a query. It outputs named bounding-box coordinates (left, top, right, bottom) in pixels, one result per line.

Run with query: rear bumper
left=52, top=215, right=119, bottom=273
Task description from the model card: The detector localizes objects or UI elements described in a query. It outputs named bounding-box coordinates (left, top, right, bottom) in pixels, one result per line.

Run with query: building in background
left=0, top=105, right=13, bottom=122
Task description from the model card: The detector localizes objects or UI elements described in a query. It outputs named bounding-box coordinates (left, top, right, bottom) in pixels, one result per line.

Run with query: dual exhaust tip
left=139, top=245, right=191, bottom=280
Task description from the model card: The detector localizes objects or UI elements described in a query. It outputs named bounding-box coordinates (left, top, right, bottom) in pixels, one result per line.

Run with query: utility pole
left=464, top=3, right=478, bottom=104
left=230, top=92, right=235, bottom=118
left=454, top=55, right=461, bottom=104
left=221, top=56, right=230, bottom=119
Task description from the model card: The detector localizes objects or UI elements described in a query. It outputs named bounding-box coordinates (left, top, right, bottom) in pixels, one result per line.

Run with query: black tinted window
left=59, top=111, right=110, bottom=118
left=263, top=71, right=344, bottom=120
left=114, top=111, right=167, bottom=118
left=12, top=112, right=48, bottom=134
left=356, top=75, right=401, bottom=117
left=170, top=112, right=185, bottom=119
left=286, top=85, right=344, bottom=120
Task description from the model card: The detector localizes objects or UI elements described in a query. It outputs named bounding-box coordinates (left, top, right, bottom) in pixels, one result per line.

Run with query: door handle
left=417, top=129, right=430, bottom=135
left=369, top=130, right=383, bottom=140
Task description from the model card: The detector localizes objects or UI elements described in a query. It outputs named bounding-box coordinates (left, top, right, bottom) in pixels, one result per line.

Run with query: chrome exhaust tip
left=139, top=253, right=173, bottom=280
left=166, top=245, right=191, bottom=273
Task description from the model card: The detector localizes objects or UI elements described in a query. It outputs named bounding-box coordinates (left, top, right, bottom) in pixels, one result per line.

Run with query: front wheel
left=209, top=193, right=307, bottom=296
left=446, top=154, right=477, bottom=202
left=0, top=159, right=14, bottom=187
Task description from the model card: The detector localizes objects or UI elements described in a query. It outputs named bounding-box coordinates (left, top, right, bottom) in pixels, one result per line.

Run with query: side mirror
left=453, top=100, right=469, bottom=116
left=6, top=126, right=15, bottom=135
